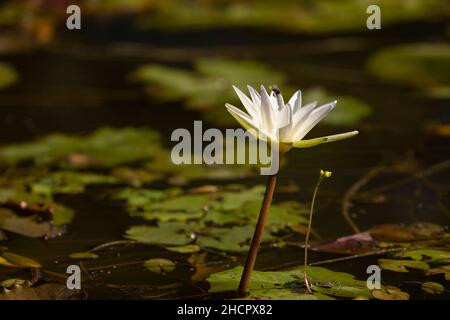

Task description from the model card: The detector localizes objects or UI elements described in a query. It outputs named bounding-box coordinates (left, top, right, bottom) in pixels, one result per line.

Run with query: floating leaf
left=188, top=252, right=230, bottom=283
left=371, top=286, right=409, bottom=300
left=315, top=223, right=448, bottom=255
left=0, top=208, right=64, bottom=238
left=0, top=282, right=82, bottom=300
left=378, top=259, right=430, bottom=273
left=197, top=225, right=255, bottom=252
left=69, top=252, right=99, bottom=260
left=0, top=278, right=26, bottom=288
left=367, top=43, right=450, bottom=98
left=125, top=222, right=195, bottom=246
left=0, top=252, right=41, bottom=268
left=144, top=258, right=176, bottom=274
left=136, top=0, right=448, bottom=34
left=426, top=265, right=450, bottom=281
left=29, top=171, right=117, bottom=196
left=394, top=249, right=450, bottom=264
left=132, top=59, right=286, bottom=126
left=421, top=282, right=445, bottom=295
left=0, top=127, right=163, bottom=168
left=207, top=266, right=370, bottom=299
left=165, top=245, right=201, bottom=254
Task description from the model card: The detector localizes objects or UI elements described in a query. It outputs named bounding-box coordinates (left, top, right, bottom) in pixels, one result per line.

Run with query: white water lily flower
left=225, top=85, right=358, bottom=149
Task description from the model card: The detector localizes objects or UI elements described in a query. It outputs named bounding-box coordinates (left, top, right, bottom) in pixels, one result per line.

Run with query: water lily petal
left=260, top=85, right=275, bottom=133
left=247, top=85, right=261, bottom=106
left=291, top=130, right=359, bottom=148
left=292, top=101, right=336, bottom=141
left=269, top=91, right=278, bottom=111
left=232, top=85, right=259, bottom=122
left=288, top=90, right=302, bottom=112
left=279, top=104, right=293, bottom=142
left=291, top=101, right=317, bottom=129
left=225, top=103, right=258, bottom=131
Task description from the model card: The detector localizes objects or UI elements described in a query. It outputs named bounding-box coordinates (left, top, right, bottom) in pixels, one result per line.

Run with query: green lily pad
left=421, top=281, right=445, bottom=295
left=122, top=183, right=309, bottom=252
left=367, top=43, right=450, bottom=98
left=144, top=258, right=176, bottom=274
left=207, top=266, right=370, bottom=299
left=69, top=252, right=99, bottom=260
left=29, top=171, right=117, bottom=196
left=131, top=59, right=286, bottom=126
left=378, top=259, right=430, bottom=272
left=136, top=0, right=448, bottom=34
left=0, top=128, right=256, bottom=188
left=0, top=252, right=41, bottom=268
left=426, top=265, right=450, bottom=281
left=197, top=225, right=255, bottom=252
left=165, top=244, right=201, bottom=254
left=125, top=222, right=196, bottom=246
left=0, top=278, right=26, bottom=288
left=0, top=127, right=163, bottom=168
left=0, top=184, right=75, bottom=227
left=394, top=249, right=450, bottom=264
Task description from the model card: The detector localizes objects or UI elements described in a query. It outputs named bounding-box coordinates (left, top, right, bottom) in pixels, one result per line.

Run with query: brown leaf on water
left=369, top=223, right=444, bottom=242
left=315, top=223, right=447, bottom=255
left=0, top=282, right=83, bottom=300
left=372, top=286, right=409, bottom=300
left=187, top=185, right=219, bottom=194
left=188, top=252, right=230, bottom=283
left=64, top=153, right=97, bottom=168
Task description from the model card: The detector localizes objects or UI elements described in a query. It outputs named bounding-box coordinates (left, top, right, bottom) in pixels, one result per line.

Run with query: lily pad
left=69, top=252, right=99, bottom=260
left=367, top=43, right=450, bottom=98
left=426, top=265, right=450, bottom=281
left=29, top=171, right=117, bottom=196
left=371, top=286, right=409, bottom=300
left=123, top=184, right=309, bottom=252
left=207, top=266, right=370, bottom=299
left=125, top=222, right=195, bottom=246
left=0, top=127, right=163, bottom=168
left=165, top=244, right=201, bottom=254
left=0, top=252, right=41, bottom=268
left=421, top=282, right=445, bottom=295
left=0, top=278, right=26, bottom=288
left=144, top=258, right=176, bottom=274
left=0, top=282, right=82, bottom=300
left=0, top=186, right=75, bottom=227
left=378, top=259, right=430, bottom=273
left=394, top=249, right=450, bottom=264
left=0, top=208, right=64, bottom=238
left=136, top=0, right=448, bottom=34
left=131, top=59, right=286, bottom=126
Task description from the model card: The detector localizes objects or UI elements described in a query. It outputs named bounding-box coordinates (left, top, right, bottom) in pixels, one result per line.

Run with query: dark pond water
left=0, top=18, right=449, bottom=299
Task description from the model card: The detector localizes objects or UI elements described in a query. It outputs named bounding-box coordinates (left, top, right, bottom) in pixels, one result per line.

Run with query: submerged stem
left=238, top=174, right=277, bottom=296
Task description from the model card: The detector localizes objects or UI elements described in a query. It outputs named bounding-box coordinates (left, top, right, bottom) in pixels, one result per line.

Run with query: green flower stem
left=304, top=173, right=327, bottom=293
left=238, top=174, right=277, bottom=296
